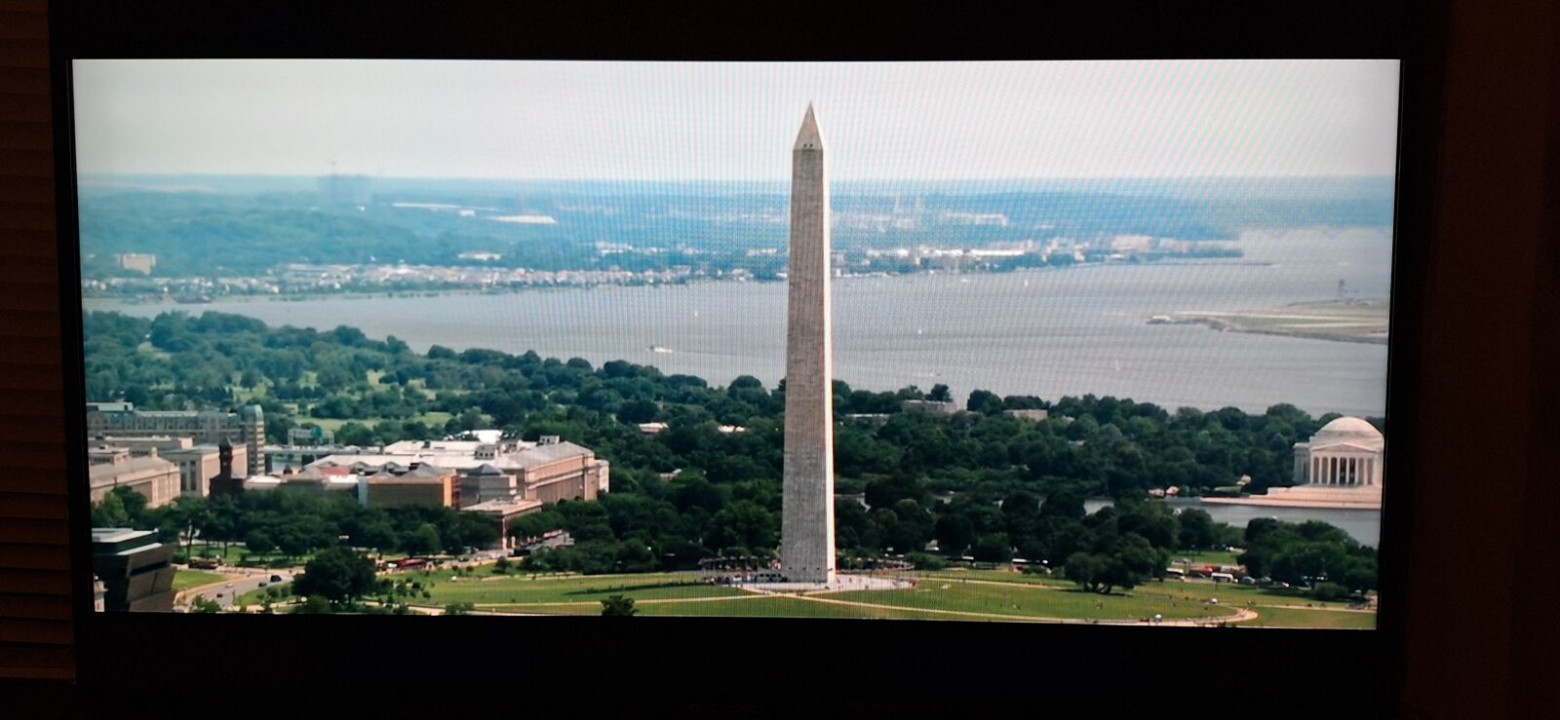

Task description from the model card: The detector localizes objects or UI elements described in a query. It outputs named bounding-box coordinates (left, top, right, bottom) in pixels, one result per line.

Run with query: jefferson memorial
left=1204, top=416, right=1385, bottom=509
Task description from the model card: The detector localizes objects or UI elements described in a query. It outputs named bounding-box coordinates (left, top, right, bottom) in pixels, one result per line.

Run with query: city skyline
left=72, top=60, right=1400, bottom=181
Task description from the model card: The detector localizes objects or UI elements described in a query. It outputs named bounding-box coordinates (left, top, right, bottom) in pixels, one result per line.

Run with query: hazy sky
left=72, top=60, right=1400, bottom=181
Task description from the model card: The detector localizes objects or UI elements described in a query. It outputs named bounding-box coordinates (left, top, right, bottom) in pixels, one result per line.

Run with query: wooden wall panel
left=0, top=0, right=73, bottom=683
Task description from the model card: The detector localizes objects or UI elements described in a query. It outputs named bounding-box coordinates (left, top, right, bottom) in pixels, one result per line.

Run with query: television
left=51, top=1, right=1426, bottom=716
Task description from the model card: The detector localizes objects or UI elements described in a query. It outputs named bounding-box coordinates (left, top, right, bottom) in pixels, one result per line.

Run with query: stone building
left=88, top=447, right=181, bottom=509
left=96, top=436, right=241, bottom=497
left=86, top=402, right=265, bottom=476
left=305, top=435, right=608, bottom=507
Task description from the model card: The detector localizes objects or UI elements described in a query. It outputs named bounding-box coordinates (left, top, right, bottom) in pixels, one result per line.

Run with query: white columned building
left=1292, top=416, right=1385, bottom=488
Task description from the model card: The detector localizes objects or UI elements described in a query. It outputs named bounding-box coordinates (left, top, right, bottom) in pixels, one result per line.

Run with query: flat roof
left=92, top=528, right=154, bottom=544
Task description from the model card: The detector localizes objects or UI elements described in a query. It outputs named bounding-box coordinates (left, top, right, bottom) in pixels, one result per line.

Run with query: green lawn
left=236, top=583, right=292, bottom=606
left=1245, top=606, right=1375, bottom=629
left=411, top=571, right=744, bottom=606
left=173, top=570, right=229, bottom=591
left=479, top=595, right=944, bottom=620
left=1173, top=550, right=1243, bottom=567
left=914, top=569, right=1074, bottom=587
left=242, top=567, right=1376, bottom=628
left=189, top=542, right=317, bottom=568
left=828, top=581, right=1239, bottom=622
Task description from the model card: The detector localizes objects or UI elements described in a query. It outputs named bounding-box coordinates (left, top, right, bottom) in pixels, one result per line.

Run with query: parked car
left=270, top=575, right=283, bottom=582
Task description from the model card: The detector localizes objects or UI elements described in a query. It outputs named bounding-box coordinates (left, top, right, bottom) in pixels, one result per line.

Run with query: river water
left=1082, top=498, right=1381, bottom=547
left=98, top=228, right=1393, bottom=417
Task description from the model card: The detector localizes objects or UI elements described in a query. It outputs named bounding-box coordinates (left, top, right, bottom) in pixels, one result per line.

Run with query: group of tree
left=87, top=310, right=1375, bottom=497
left=87, top=310, right=1379, bottom=587
left=96, top=484, right=498, bottom=564
left=1237, top=518, right=1378, bottom=597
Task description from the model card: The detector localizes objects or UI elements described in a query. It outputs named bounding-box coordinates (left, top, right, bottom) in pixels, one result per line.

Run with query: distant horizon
left=72, top=60, right=1400, bottom=180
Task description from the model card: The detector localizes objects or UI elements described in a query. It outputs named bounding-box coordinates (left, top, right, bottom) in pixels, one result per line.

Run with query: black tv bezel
left=51, top=1, right=1422, bottom=716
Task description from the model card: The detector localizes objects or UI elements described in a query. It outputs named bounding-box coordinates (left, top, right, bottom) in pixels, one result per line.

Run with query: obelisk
left=780, top=104, right=835, bottom=584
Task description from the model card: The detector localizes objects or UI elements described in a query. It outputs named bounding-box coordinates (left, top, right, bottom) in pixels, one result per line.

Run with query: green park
left=231, top=558, right=1371, bottom=628
left=87, top=311, right=1379, bottom=628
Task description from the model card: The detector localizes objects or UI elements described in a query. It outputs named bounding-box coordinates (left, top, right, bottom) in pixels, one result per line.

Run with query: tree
left=616, top=399, right=660, bottom=424
left=706, top=501, right=777, bottom=553
left=1176, top=508, right=1218, bottom=550
left=1065, top=552, right=1108, bottom=593
left=445, top=602, right=476, bottom=616
left=1039, top=488, right=1086, bottom=521
left=91, top=490, right=133, bottom=529
left=1102, top=532, right=1166, bottom=593
left=190, top=596, right=224, bottom=614
left=244, top=529, right=275, bottom=555
left=934, top=513, right=975, bottom=557
left=402, top=523, right=442, bottom=556
left=928, top=384, right=952, bottom=403
left=601, top=594, right=638, bottom=617
left=971, top=533, right=1012, bottom=563
left=966, top=389, right=1005, bottom=415
left=274, top=527, right=313, bottom=559
left=292, top=547, right=377, bottom=606
left=1001, top=490, right=1042, bottom=546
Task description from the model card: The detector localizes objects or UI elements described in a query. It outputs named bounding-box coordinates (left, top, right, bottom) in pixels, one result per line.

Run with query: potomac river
left=97, top=230, right=1393, bottom=418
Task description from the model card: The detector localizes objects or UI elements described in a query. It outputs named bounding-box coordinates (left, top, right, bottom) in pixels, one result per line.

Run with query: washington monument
left=780, top=105, right=836, bottom=584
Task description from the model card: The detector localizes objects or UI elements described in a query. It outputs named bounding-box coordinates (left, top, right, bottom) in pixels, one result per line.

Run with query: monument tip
left=794, top=104, right=823, bottom=151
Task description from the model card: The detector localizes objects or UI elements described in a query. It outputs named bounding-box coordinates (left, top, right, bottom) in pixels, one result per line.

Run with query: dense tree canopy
left=87, top=310, right=1376, bottom=578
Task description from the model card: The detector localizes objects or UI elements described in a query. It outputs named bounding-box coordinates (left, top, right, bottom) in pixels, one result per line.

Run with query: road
left=183, top=567, right=295, bottom=610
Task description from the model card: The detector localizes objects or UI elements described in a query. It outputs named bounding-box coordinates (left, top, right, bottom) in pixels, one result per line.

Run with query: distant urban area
left=76, top=174, right=1395, bottom=302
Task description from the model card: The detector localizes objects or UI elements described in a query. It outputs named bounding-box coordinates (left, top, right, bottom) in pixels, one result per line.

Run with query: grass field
left=243, top=568, right=1373, bottom=627
left=188, top=543, right=323, bottom=568
left=480, top=595, right=960, bottom=620
left=1244, top=606, right=1375, bottom=629
left=173, top=570, right=229, bottom=591
left=829, top=581, right=1239, bottom=622
left=1172, top=550, right=1243, bottom=567
left=915, top=569, right=1074, bottom=587
left=411, top=571, right=745, bottom=606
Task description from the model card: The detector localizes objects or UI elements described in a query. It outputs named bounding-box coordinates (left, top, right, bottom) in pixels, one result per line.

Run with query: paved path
left=789, top=592, right=1255, bottom=626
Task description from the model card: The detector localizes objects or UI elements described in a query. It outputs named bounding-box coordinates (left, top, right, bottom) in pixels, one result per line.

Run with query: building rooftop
left=308, top=441, right=594, bottom=474
left=91, top=528, right=154, bottom=544
left=463, top=499, right=544, bottom=516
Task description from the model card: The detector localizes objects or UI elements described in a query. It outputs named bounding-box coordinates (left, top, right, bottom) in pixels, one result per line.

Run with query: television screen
left=70, top=58, right=1397, bottom=630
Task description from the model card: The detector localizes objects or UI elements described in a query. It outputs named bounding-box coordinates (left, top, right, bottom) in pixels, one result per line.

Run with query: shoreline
left=1199, top=496, right=1383, bottom=511
left=1173, top=318, right=1389, bottom=346
left=79, top=259, right=1271, bottom=309
left=1154, top=299, right=1391, bottom=346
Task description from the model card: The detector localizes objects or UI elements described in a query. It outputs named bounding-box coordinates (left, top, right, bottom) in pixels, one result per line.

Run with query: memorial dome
left=1311, top=416, right=1384, bottom=450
